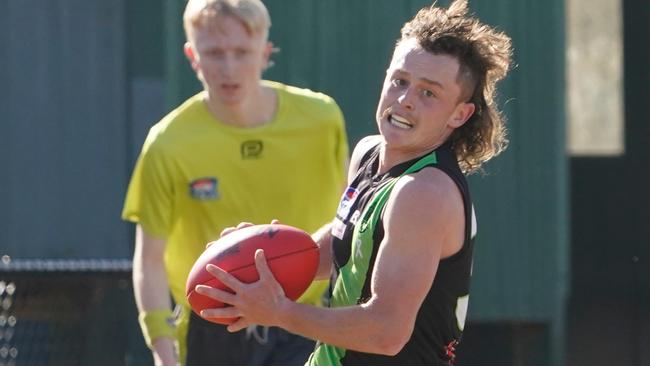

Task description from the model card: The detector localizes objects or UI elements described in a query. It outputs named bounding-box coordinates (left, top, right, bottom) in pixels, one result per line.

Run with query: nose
left=397, top=88, right=415, bottom=110
left=219, top=54, right=236, bottom=76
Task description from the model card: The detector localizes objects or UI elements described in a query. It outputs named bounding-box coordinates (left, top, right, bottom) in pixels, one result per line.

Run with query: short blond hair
left=183, top=0, right=271, bottom=40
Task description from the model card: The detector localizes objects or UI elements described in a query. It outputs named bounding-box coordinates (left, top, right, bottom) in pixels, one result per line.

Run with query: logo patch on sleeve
left=189, top=177, right=219, bottom=200
left=336, top=186, right=359, bottom=219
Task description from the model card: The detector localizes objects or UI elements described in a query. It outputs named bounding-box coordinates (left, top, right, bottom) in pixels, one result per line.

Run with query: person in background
left=122, top=0, right=348, bottom=365
left=195, top=0, right=513, bottom=365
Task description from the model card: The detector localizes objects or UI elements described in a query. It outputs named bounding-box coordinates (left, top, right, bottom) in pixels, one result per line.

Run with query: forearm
left=133, top=226, right=178, bottom=365
left=133, top=264, right=177, bottom=364
left=311, top=222, right=334, bottom=280
left=292, top=224, right=404, bottom=353
left=151, top=337, right=177, bottom=366
left=277, top=297, right=407, bottom=356
left=198, top=242, right=412, bottom=355
left=133, top=258, right=172, bottom=311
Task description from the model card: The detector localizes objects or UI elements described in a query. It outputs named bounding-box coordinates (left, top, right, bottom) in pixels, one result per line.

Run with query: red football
left=185, top=224, right=319, bottom=324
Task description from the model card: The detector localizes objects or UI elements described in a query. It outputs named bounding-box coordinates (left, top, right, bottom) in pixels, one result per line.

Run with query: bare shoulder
left=394, top=167, right=461, bottom=208
left=384, top=167, right=464, bottom=257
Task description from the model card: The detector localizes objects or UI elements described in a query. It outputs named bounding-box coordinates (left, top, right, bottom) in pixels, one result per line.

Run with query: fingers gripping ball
left=185, top=224, right=319, bottom=324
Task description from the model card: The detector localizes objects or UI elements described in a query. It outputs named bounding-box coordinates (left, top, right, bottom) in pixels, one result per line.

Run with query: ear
left=184, top=42, right=198, bottom=71
left=262, top=41, right=274, bottom=68
left=448, top=102, right=476, bottom=129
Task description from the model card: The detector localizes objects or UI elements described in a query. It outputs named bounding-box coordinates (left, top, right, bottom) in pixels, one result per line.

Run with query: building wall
left=1, top=0, right=576, bottom=364
left=0, top=0, right=132, bottom=258
left=567, top=0, right=650, bottom=364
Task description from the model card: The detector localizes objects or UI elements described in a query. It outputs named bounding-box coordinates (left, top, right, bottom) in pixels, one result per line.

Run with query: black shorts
left=186, top=311, right=316, bottom=366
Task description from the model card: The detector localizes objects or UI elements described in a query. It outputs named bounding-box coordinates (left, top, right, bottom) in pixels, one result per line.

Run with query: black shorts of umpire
left=186, top=311, right=316, bottom=366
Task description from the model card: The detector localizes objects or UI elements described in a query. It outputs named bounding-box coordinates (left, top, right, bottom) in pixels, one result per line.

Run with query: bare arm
left=197, top=168, right=465, bottom=355
left=132, top=225, right=178, bottom=366
left=311, top=222, right=334, bottom=280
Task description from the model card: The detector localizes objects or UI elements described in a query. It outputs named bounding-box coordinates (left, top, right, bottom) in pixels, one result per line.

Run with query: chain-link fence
left=0, top=257, right=150, bottom=366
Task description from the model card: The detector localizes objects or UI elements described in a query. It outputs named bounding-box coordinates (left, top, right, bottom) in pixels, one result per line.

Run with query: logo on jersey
left=241, top=140, right=263, bottom=159
left=336, top=187, right=359, bottom=219
left=331, top=217, right=346, bottom=240
left=349, top=210, right=361, bottom=225
left=354, top=238, right=364, bottom=258
left=444, top=339, right=460, bottom=363
left=189, top=177, right=219, bottom=200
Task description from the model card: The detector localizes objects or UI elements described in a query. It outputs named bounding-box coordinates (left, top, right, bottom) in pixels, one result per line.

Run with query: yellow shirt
left=123, top=80, right=348, bottom=308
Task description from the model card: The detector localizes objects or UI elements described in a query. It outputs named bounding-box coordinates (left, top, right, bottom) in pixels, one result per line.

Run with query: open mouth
left=221, top=83, right=240, bottom=93
left=388, top=114, right=413, bottom=129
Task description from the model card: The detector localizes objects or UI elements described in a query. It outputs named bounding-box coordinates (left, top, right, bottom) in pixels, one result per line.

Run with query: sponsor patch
left=336, top=186, right=359, bottom=219
left=331, top=217, right=346, bottom=240
left=189, top=177, right=219, bottom=200
left=241, top=140, right=263, bottom=159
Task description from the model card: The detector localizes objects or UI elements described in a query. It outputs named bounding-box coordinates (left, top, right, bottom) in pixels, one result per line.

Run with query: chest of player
left=173, top=135, right=330, bottom=206
left=331, top=164, right=395, bottom=269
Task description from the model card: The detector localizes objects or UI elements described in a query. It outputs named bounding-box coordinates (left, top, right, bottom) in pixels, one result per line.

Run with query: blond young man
left=195, top=1, right=513, bottom=365
left=122, top=1, right=348, bottom=365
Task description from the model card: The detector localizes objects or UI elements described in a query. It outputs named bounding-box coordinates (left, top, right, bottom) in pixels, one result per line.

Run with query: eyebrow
left=420, top=77, right=445, bottom=90
left=394, top=70, right=445, bottom=90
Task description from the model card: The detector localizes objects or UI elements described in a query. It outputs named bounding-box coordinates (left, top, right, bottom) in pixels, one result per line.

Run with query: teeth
left=389, top=114, right=413, bottom=129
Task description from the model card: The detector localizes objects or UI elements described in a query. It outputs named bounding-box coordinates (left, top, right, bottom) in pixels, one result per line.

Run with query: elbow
left=361, top=297, right=415, bottom=355
left=366, top=315, right=412, bottom=355
left=372, top=330, right=410, bottom=356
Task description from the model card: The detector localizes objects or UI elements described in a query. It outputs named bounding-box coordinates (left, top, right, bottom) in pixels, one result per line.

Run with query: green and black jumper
left=308, top=141, right=476, bottom=366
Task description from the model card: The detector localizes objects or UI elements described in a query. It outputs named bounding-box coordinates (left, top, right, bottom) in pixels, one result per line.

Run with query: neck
left=203, top=84, right=277, bottom=128
left=377, top=140, right=445, bottom=175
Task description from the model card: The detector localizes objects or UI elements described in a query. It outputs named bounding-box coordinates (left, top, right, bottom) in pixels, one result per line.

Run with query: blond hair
left=400, top=0, right=513, bottom=174
left=183, top=0, right=271, bottom=40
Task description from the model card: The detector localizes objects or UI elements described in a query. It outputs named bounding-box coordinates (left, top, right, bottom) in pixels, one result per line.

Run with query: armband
left=138, top=309, right=176, bottom=349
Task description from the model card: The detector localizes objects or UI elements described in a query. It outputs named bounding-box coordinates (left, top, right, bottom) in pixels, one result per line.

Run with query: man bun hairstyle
left=400, top=0, right=513, bottom=173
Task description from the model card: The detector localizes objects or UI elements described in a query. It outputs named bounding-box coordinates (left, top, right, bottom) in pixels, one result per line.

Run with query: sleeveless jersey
left=309, top=141, right=475, bottom=366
